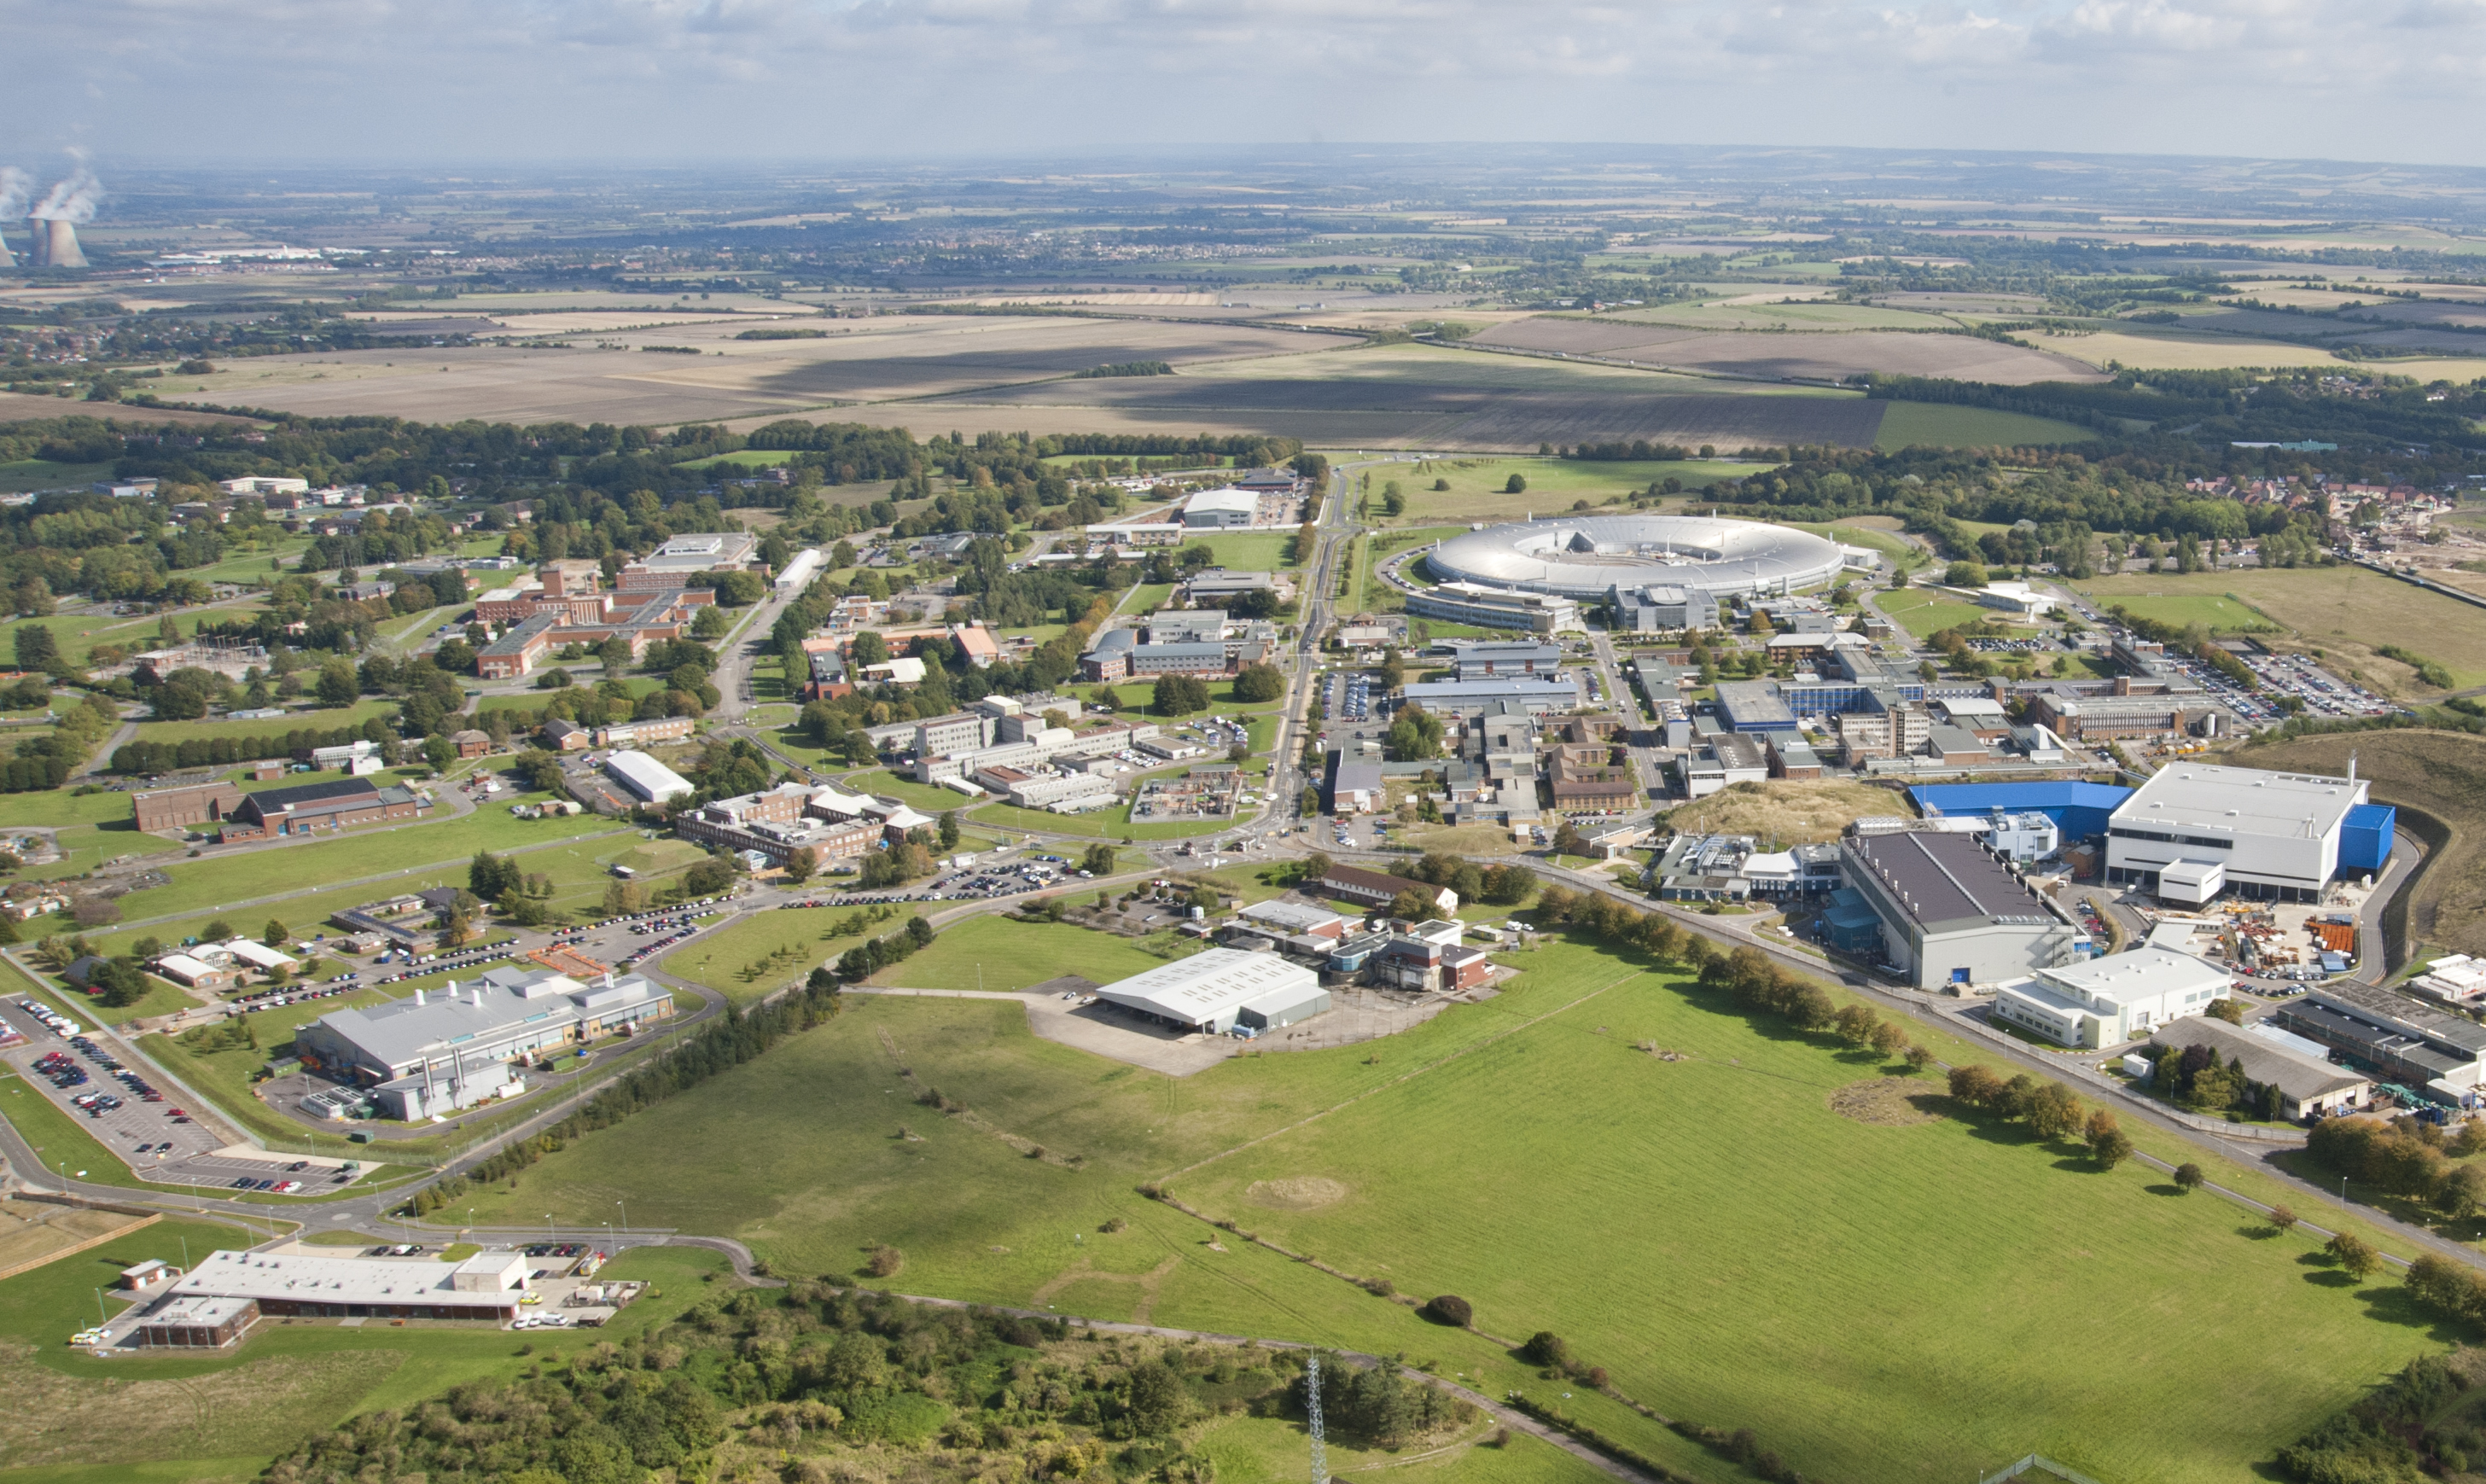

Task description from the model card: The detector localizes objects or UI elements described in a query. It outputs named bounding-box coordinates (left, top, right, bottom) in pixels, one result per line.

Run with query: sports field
left=2076, top=567, right=2486, bottom=690
left=450, top=926, right=2436, bottom=1484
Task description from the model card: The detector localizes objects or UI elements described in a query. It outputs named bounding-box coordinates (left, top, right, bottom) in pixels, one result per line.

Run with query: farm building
left=1092, top=949, right=1326, bottom=1033
left=1838, top=828, right=2080, bottom=990
left=1990, top=946, right=2229, bottom=1050
left=2105, top=762, right=2383, bottom=904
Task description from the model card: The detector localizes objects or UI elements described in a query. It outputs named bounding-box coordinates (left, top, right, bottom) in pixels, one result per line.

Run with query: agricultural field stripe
left=1156, top=970, right=1641, bottom=1184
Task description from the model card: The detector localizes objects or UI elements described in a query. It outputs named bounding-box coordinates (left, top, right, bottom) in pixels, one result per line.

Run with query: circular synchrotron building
left=1423, top=514, right=1848, bottom=600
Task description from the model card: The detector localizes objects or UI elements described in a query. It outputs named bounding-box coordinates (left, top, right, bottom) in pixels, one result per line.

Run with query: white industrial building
left=1181, top=489, right=1262, bottom=527
left=1092, top=948, right=1329, bottom=1033
left=2105, top=762, right=2368, bottom=904
left=294, top=968, right=674, bottom=1120
left=162, top=1248, right=530, bottom=1324
left=1990, top=946, right=2230, bottom=1050
left=774, top=546, right=825, bottom=594
left=1838, top=829, right=2082, bottom=989
left=603, top=750, right=696, bottom=804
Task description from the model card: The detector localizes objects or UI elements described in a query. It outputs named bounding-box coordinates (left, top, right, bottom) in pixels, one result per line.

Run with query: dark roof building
left=222, top=778, right=427, bottom=841
left=1838, top=828, right=2079, bottom=990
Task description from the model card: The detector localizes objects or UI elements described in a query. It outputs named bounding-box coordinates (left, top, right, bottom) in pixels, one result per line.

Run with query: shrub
left=1101, top=1218, right=1127, bottom=1234
left=1419, top=1295, right=1473, bottom=1327
left=2269, top=1204, right=2298, bottom=1231
left=863, top=1244, right=904, bottom=1278
left=1519, top=1331, right=1569, bottom=1368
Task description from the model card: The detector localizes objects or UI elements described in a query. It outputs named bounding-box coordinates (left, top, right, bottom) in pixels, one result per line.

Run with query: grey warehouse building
left=1839, top=829, right=2082, bottom=989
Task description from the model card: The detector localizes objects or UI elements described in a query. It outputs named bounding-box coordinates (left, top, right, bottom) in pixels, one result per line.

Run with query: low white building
left=1092, top=948, right=1325, bottom=1034
left=2413, top=955, right=2486, bottom=1005
left=1992, top=946, right=2230, bottom=1050
left=1975, top=581, right=2058, bottom=617
left=604, top=751, right=695, bottom=804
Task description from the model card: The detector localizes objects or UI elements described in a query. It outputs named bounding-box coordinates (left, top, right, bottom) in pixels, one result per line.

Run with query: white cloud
left=0, top=0, right=2478, bottom=162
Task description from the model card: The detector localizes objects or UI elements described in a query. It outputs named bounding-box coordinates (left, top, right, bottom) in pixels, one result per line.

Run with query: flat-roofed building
left=1239, top=900, right=1354, bottom=940
left=1450, top=641, right=1563, bottom=681
left=2277, top=983, right=2486, bottom=1096
left=1840, top=828, right=2079, bottom=989
left=296, top=967, right=674, bottom=1113
left=139, top=1295, right=256, bottom=1347
left=1991, top=946, right=2230, bottom=1049
left=2106, top=761, right=2370, bottom=904
left=165, top=1248, right=526, bottom=1324
left=618, top=532, right=764, bottom=591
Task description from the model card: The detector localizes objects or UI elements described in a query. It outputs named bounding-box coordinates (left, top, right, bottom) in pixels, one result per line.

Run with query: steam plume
left=0, top=168, right=28, bottom=269
left=32, top=168, right=103, bottom=224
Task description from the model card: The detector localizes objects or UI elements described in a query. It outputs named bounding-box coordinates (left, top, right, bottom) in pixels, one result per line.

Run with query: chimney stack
left=414, top=986, right=427, bottom=1006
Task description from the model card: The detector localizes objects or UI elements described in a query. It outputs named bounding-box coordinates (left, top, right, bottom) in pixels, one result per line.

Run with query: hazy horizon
left=8, top=0, right=2483, bottom=172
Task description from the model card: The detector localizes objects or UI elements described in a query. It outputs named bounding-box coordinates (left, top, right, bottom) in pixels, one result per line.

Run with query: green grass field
left=0, top=458, right=116, bottom=493
left=127, top=697, right=400, bottom=751
left=0, top=787, right=189, bottom=884
left=447, top=932, right=2442, bottom=1484
left=108, top=796, right=628, bottom=923
left=660, top=905, right=885, bottom=1005
left=1373, top=459, right=1751, bottom=528
left=874, top=915, right=1191, bottom=992
left=2074, top=587, right=2278, bottom=634
left=1876, top=587, right=2014, bottom=639
left=1874, top=400, right=2097, bottom=451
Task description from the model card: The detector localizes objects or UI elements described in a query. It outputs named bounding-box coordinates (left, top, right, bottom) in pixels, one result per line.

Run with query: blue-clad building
left=2341, top=803, right=2396, bottom=876
left=1908, top=781, right=2134, bottom=845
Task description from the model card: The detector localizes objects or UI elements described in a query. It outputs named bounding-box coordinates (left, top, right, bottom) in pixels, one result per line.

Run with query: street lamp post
left=616, top=1198, right=626, bottom=1234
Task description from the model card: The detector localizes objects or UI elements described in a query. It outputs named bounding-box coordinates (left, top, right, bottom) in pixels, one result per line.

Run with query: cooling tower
left=39, top=219, right=84, bottom=268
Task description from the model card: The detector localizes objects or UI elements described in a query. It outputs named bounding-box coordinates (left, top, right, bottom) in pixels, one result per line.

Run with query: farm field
left=131, top=314, right=1339, bottom=428
left=2075, top=586, right=2278, bottom=634
left=1466, top=315, right=2106, bottom=385
left=984, top=344, right=1895, bottom=451
left=447, top=933, right=2439, bottom=1484
left=2023, top=323, right=2486, bottom=379
left=2075, top=567, right=2486, bottom=690
left=1872, top=400, right=2096, bottom=450
left=0, top=459, right=115, bottom=493
left=2233, top=729, right=2486, bottom=961
left=0, top=1223, right=727, bottom=1481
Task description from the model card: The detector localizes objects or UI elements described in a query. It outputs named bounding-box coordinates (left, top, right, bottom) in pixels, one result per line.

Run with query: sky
left=3, top=0, right=2483, bottom=167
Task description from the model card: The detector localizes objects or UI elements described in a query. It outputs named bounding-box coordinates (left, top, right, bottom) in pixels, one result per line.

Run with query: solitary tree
left=263, top=919, right=289, bottom=947
left=2173, top=1162, right=2204, bottom=1192
left=2269, top=1204, right=2299, bottom=1233
left=781, top=850, right=816, bottom=885
left=2090, top=1129, right=2134, bottom=1170
left=2327, top=1231, right=2378, bottom=1280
